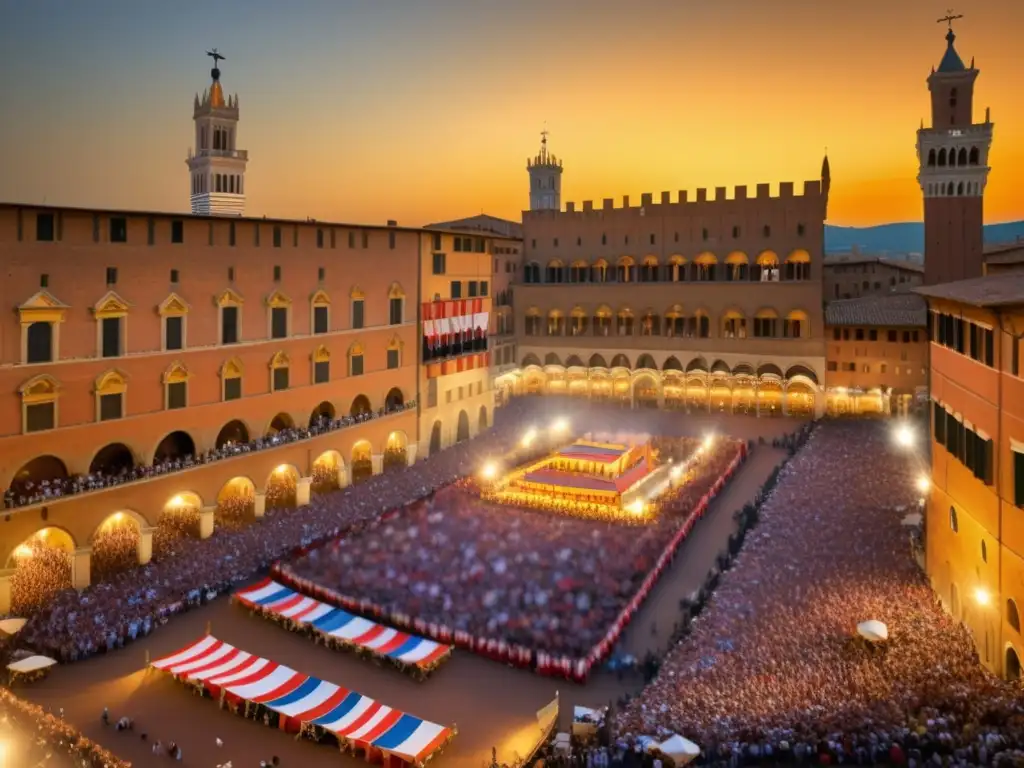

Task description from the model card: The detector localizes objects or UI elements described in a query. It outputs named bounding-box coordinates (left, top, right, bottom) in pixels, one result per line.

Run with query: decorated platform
left=234, top=578, right=452, bottom=678
left=150, top=634, right=454, bottom=767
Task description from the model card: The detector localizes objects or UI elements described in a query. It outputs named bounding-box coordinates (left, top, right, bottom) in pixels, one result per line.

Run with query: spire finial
left=938, top=9, right=963, bottom=30
left=206, top=48, right=226, bottom=81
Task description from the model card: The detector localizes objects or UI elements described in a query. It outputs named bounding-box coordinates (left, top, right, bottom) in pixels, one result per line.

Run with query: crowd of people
left=284, top=437, right=741, bottom=658
left=3, top=400, right=416, bottom=509
left=617, top=420, right=1024, bottom=766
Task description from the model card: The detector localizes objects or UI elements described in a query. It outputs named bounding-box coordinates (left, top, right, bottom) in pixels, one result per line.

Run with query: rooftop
left=915, top=272, right=1024, bottom=308
left=825, top=293, right=929, bottom=327
left=823, top=255, right=924, bottom=273
left=983, top=242, right=1024, bottom=266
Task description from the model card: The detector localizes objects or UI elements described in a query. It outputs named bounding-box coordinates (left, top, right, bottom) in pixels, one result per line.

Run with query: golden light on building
left=169, top=494, right=185, bottom=508
left=521, top=428, right=538, bottom=448
left=274, top=464, right=289, bottom=475
left=14, top=544, right=32, bottom=559
left=916, top=475, right=931, bottom=494
left=550, top=418, right=570, bottom=436
left=481, top=461, right=499, bottom=480
left=974, top=587, right=991, bottom=606
left=628, top=499, right=646, bottom=516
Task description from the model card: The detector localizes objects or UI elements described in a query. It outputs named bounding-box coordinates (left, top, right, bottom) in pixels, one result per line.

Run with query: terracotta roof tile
left=915, top=272, right=1024, bottom=308
left=825, top=293, right=928, bottom=327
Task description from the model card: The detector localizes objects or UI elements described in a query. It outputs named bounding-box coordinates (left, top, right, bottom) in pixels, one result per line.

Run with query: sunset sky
left=0, top=0, right=1021, bottom=227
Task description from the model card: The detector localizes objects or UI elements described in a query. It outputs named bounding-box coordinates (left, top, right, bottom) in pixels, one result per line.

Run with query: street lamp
left=481, top=461, right=499, bottom=481
left=916, top=475, right=931, bottom=494
left=550, top=417, right=570, bottom=436
left=974, top=586, right=991, bottom=606
left=521, top=428, right=537, bottom=448
left=894, top=424, right=915, bottom=448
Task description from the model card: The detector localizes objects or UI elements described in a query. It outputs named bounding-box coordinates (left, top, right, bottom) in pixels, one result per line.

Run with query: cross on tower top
left=938, top=10, right=963, bottom=29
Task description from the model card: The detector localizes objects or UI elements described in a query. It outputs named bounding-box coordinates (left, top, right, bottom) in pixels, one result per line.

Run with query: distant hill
left=825, top=221, right=1024, bottom=256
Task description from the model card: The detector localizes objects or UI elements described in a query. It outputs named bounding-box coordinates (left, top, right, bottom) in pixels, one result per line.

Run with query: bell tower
left=186, top=49, right=248, bottom=216
left=916, top=15, right=993, bottom=284
left=527, top=129, right=563, bottom=211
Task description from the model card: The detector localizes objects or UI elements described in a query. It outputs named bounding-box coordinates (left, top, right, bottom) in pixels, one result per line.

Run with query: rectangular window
left=826, top=361, right=838, bottom=372
left=273, top=265, right=282, bottom=281
left=101, top=317, right=122, bottom=357
left=221, top=306, right=239, bottom=344
left=109, top=217, right=127, bottom=243
left=352, top=300, right=364, bottom=329
left=480, top=280, right=489, bottom=296
left=313, top=305, right=329, bottom=334
left=869, top=329, right=878, bottom=341
left=40, top=273, right=49, bottom=288
left=99, top=393, right=123, bottom=421
left=26, top=321, right=53, bottom=363
left=855, top=329, right=864, bottom=341
left=888, top=330, right=897, bottom=343
left=224, top=377, right=242, bottom=401
left=348, top=231, right=355, bottom=248
left=1014, top=335, right=1020, bottom=377
left=432, top=233, right=442, bottom=251
left=454, top=238, right=463, bottom=252
left=106, top=266, right=118, bottom=285
left=389, top=298, right=403, bottom=325
left=273, top=367, right=289, bottom=391
left=451, top=280, right=462, bottom=299
left=387, top=348, right=400, bottom=369
left=432, top=253, right=446, bottom=274
left=171, top=220, right=184, bottom=243
left=1014, top=450, right=1024, bottom=507
left=361, top=232, right=368, bottom=248
left=389, top=231, right=396, bottom=249
left=170, top=269, right=179, bottom=284
left=255, top=223, right=261, bottom=246
left=985, top=328, right=994, bottom=367
left=92, top=214, right=100, bottom=242
left=318, top=266, right=325, bottom=281
left=165, top=316, right=184, bottom=350
left=271, top=307, right=288, bottom=339
left=167, top=381, right=187, bottom=410
left=330, top=229, right=336, bottom=248
left=316, top=229, right=324, bottom=248
left=934, top=403, right=946, bottom=446
left=229, top=221, right=236, bottom=246
left=25, top=402, right=55, bottom=433
left=832, top=328, right=841, bottom=341
left=272, top=225, right=282, bottom=247
left=946, top=412, right=959, bottom=457
left=36, top=213, right=55, bottom=242
left=351, top=355, right=364, bottom=376
left=293, top=226, right=298, bottom=247
left=468, top=281, right=479, bottom=297
left=314, top=360, right=330, bottom=384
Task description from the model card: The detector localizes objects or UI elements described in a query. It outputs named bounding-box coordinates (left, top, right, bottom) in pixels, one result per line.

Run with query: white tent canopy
left=651, top=735, right=701, bottom=766
left=857, top=619, right=889, bottom=642
left=0, top=618, right=26, bottom=635
left=7, top=655, right=57, bottom=674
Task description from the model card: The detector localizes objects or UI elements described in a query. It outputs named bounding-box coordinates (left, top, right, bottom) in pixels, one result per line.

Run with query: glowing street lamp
left=670, top=465, right=684, bottom=481
left=974, top=586, right=991, bottom=606
left=916, top=475, right=931, bottom=494
left=551, top=417, right=570, bottom=436
left=521, top=428, right=538, bottom=448
left=481, top=461, right=499, bottom=481
left=628, top=499, right=646, bottom=516
left=894, top=424, right=915, bottom=448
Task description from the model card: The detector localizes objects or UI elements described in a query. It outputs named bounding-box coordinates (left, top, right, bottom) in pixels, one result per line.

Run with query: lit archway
left=312, top=450, right=345, bottom=493
left=385, top=387, right=405, bottom=411
left=1007, top=646, right=1022, bottom=682
left=384, top=431, right=408, bottom=472
left=786, top=381, right=816, bottom=417
left=478, top=404, right=488, bottom=432
left=429, top=420, right=443, bottom=456
left=89, top=443, right=135, bottom=476
left=90, top=511, right=144, bottom=581
left=9, top=456, right=68, bottom=501
left=351, top=440, right=373, bottom=484
left=266, top=464, right=299, bottom=511
left=156, top=491, right=203, bottom=556
left=636, top=353, right=657, bottom=370
left=216, top=477, right=256, bottom=529
left=215, top=420, right=250, bottom=449
left=456, top=410, right=470, bottom=442
left=8, top=527, right=75, bottom=613
left=309, top=401, right=335, bottom=428
left=350, top=394, right=372, bottom=418
left=267, top=412, right=294, bottom=436
left=153, top=431, right=196, bottom=464
left=632, top=374, right=660, bottom=408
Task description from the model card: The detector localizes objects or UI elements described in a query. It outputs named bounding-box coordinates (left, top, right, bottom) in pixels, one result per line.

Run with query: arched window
left=388, top=282, right=405, bottom=325
left=265, top=290, right=292, bottom=340
left=19, top=374, right=60, bottom=433
left=725, top=251, right=749, bottom=282
left=95, top=369, right=127, bottom=422
left=969, top=146, right=980, bottom=165
left=616, top=307, right=634, bottom=336
left=692, top=253, right=717, bottom=282
left=785, top=250, right=811, bottom=280
left=569, top=260, right=589, bottom=283
left=158, top=293, right=190, bottom=351
left=938, top=148, right=947, bottom=166
left=667, top=255, right=685, bottom=282
left=592, top=305, right=612, bottom=337
left=591, top=259, right=609, bottom=283
left=270, top=351, right=290, bottom=391
left=784, top=310, right=808, bottom=339
left=524, top=262, right=541, bottom=283
left=927, top=148, right=936, bottom=166
left=569, top=306, right=588, bottom=336
left=348, top=341, right=365, bottom=376
left=664, top=304, right=685, bottom=337
left=312, top=345, right=331, bottom=384
left=220, top=357, right=243, bottom=401
left=1008, top=599, right=1021, bottom=633
left=755, top=251, right=781, bottom=282
left=616, top=256, right=636, bottom=283
left=753, top=308, right=779, bottom=338
left=524, top=307, right=541, bottom=336
left=547, top=309, right=564, bottom=336
left=957, top=147, right=968, bottom=166
left=640, top=256, right=659, bottom=282
left=162, top=361, right=190, bottom=410
left=722, top=309, right=747, bottom=339
left=310, top=289, right=331, bottom=335
left=546, top=260, right=564, bottom=283
left=950, top=505, right=959, bottom=532
left=640, top=310, right=660, bottom=336
left=957, top=181, right=964, bottom=196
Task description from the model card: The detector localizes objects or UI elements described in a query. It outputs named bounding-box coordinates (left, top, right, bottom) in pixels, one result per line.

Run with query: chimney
left=387, top=220, right=397, bottom=227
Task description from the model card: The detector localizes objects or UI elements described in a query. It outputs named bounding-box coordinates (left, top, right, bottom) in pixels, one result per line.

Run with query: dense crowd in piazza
left=2, top=402, right=413, bottom=509
left=281, top=436, right=740, bottom=660
left=613, top=420, right=1024, bottom=767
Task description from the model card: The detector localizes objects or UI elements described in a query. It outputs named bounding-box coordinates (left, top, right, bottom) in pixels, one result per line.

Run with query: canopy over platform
left=151, top=635, right=453, bottom=766
left=0, top=618, right=27, bottom=635
left=857, top=619, right=889, bottom=642
left=7, top=655, right=56, bottom=674
left=651, top=735, right=701, bottom=766
left=558, top=441, right=630, bottom=463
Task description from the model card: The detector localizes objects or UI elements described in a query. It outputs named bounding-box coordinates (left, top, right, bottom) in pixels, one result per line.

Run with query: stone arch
left=686, top=357, right=708, bottom=373
left=266, top=464, right=300, bottom=510
left=457, top=410, right=471, bottom=442
left=350, top=394, right=373, bottom=418
left=153, top=430, right=196, bottom=464
left=565, top=354, right=585, bottom=368
left=545, top=352, right=563, bottom=366
left=9, top=455, right=69, bottom=500
left=785, top=364, right=820, bottom=386
left=938, top=148, right=947, bottom=166
left=610, top=353, right=631, bottom=369
left=1007, top=646, right=1022, bottom=682
left=521, top=353, right=542, bottom=368
left=478, top=404, right=489, bottom=432
left=90, top=510, right=149, bottom=581
left=309, top=401, right=336, bottom=428
left=215, top=419, right=250, bottom=449
left=267, top=412, right=295, bottom=436
left=732, top=362, right=755, bottom=377
left=385, top=387, right=405, bottom=411
left=663, top=356, right=683, bottom=372
left=710, top=359, right=731, bottom=376
left=757, top=363, right=784, bottom=379
left=157, top=491, right=203, bottom=547
left=351, top=440, right=374, bottom=484
left=216, top=477, right=256, bottom=528
left=312, top=450, right=346, bottom=493
left=636, top=353, right=657, bottom=370
left=632, top=372, right=660, bottom=407
left=89, top=443, right=136, bottom=476
left=7, top=526, right=77, bottom=612
left=384, top=431, right=409, bottom=472
left=969, top=146, right=979, bottom=165
left=589, top=353, right=608, bottom=368
left=429, top=420, right=443, bottom=456
left=1008, top=598, right=1021, bottom=633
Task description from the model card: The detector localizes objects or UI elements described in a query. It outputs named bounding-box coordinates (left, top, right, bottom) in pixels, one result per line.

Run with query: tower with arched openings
left=186, top=49, right=248, bottom=216
left=527, top=129, right=563, bottom=212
